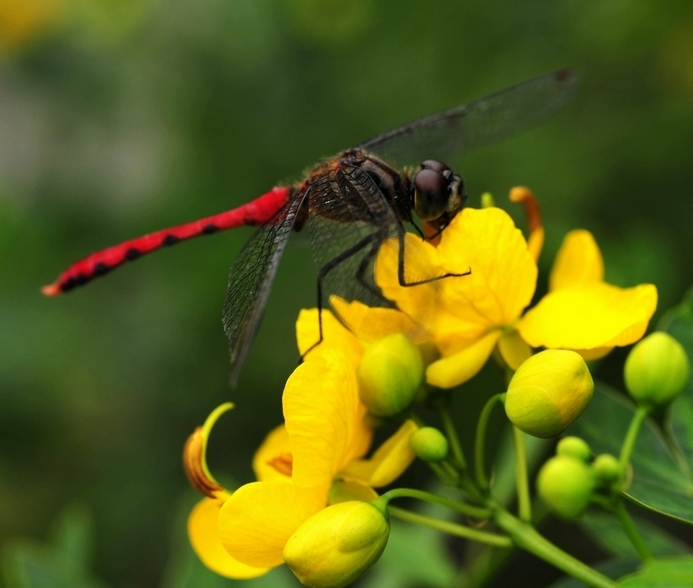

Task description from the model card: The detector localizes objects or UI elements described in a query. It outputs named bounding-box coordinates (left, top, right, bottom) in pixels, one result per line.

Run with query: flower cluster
left=185, top=188, right=658, bottom=587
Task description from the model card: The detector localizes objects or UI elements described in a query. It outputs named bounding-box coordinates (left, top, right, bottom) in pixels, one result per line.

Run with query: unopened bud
left=556, top=437, right=591, bottom=462
left=592, top=453, right=623, bottom=486
left=410, top=427, right=449, bottom=462
left=537, top=455, right=594, bottom=519
left=505, top=350, right=594, bottom=438
left=624, top=332, right=689, bottom=408
left=283, top=501, right=390, bottom=588
left=358, top=334, right=423, bottom=417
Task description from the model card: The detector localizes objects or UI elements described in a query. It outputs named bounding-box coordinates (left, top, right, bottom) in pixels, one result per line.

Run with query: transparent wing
left=222, top=191, right=307, bottom=384
left=357, top=69, right=578, bottom=168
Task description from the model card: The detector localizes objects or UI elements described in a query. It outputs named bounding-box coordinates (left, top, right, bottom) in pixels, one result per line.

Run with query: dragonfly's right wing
left=357, top=69, right=578, bottom=168
left=222, top=190, right=307, bottom=385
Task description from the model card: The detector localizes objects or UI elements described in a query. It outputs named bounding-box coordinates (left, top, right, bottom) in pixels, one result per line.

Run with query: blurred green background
left=1, top=0, right=693, bottom=586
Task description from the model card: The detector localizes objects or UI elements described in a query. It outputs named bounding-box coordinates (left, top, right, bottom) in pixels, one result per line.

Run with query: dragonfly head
left=412, top=160, right=466, bottom=230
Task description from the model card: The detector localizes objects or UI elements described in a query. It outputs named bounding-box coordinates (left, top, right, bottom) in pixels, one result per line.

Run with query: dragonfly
left=44, top=69, right=578, bottom=383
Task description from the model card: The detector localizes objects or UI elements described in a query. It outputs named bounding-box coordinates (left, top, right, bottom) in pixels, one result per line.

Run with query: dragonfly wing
left=356, top=69, right=578, bottom=168
left=222, top=190, right=307, bottom=384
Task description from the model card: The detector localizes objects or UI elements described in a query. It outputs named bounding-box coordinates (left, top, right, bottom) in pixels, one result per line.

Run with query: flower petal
left=253, top=424, right=292, bottom=483
left=283, top=350, right=372, bottom=488
left=436, top=207, right=538, bottom=329
left=374, top=233, right=443, bottom=324
left=550, top=230, right=604, bottom=291
left=296, top=309, right=362, bottom=369
left=189, top=498, right=269, bottom=578
left=341, top=420, right=418, bottom=487
left=331, top=296, right=428, bottom=345
left=497, top=330, right=533, bottom=371
left=518, top=283, right=658, bottom=350
left=426, top=331, right=502, bottom=388
left=218, top=481, right=326, bottom=569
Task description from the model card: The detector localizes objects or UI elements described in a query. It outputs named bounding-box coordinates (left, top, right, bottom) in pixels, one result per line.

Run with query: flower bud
left=283, top=501, right=390, bottom=588
left=505, top=350, right=594, bottom=438
left=556, top=436, right=591, bottom=462
left=624, top=332, right=690, bottom=408
left=357, top=334, right=423, bottom=417
left=537, top=455, right=594, bottom=519
left=592, top=453, right=623, bottom=486
left=409, top=427, right=449, bottom=462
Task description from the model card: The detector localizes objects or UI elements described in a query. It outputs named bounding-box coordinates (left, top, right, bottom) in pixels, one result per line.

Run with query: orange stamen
left=510, top=186, right=544, bottom=261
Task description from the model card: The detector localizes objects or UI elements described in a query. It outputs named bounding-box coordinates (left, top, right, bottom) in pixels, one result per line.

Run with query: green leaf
left=570, top=382, right=693, bottom=523
left=618, top=556, right=693, bottom=587
left=660, top=291, right=693, bottom=476
left=547, top=559, right=638, bottom=588
left=580, top=511, right=691, bottom=559
left=1, top=506, right=107, bottom=588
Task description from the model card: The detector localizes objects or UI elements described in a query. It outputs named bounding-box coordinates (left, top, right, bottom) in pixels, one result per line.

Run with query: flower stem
left=439, top=404, right=468, bottom=472
left=619, top=406, right=650, bottom=470
left=513, top=426, right=532, bottom=522
left=613, top=499, right=653, bottom=562
left=475, top=393, right=505, bottom=490
left=492, top=508, right=618, bottom=588
left=380, top=488, right=491, bottom=519
left=389, top=506, right=512, bottom=548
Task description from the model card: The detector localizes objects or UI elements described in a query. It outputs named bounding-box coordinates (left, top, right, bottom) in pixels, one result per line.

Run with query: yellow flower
left=187, top=350, right=417, bottom=578
left=370, top=191, right=657, bottom=389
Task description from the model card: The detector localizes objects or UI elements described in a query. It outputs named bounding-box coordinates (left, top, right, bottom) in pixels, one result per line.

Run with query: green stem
left=440, top=404, right=468, bottom=471
left=619, top=406, right=650, bottom=470
left=474, top=393, right=505, bottom=490
left=380, top=488, right=491, bottom=520
left=513, top=426, right=532, bottom=522
left=389, top=506, right=512, bottom=548
left=492, top=509, right=618, bottom=588
left=613, top=500, right=654, bottom=562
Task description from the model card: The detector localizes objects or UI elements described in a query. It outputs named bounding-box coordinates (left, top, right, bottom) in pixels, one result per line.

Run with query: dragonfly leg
left=300, top=232, right=384, bottom=361
left=397, top=230, right=471, bottom=287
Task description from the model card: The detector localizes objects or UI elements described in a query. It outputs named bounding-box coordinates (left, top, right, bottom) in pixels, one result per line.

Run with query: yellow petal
left=436, top=208, right=538, bottom=329
left=497, top=330, right=533, bottom=371
left=331, top=296, right=429, bottom=345
left=188, top=498, right=268, bottom=579
left=576, top=347, right=612, bottom=361
left=296, top=308, right=363, bottom=369
left=218, top=481, right=326, bottom=569
left=328, top=480, right=379, bottom=504
left=374, top=233, right=443, bottom=325
left=283, top=350, right=372, bottom=488
left=426, top=331, right=502, bottom=388
left=550, top=230, right=604, bottom=291
left=253, top=424, right=293, bottom=483
left=518, top=283, right=658, bottom=350
left=341, top=420, right=418, bottom=487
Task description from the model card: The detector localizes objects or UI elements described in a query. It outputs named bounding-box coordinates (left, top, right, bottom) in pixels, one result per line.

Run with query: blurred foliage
left=1, top=0, right=693, bottom=586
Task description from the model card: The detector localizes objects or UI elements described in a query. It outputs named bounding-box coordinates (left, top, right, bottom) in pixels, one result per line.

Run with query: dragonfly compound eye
left=414, top=166, right=451, bottom=221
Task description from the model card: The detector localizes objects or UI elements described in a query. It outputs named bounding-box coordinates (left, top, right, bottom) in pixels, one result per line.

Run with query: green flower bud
left=409, top=427, right=449, bottom=462
left=357, top=334, right=423, bottom=417
left=624, top=332, right=690, bottom=408
left=556, top=436, right=592, bottom=462
left=284, top=501, right=390, bottom=588
left=592, top=453, right=623, bottom=486
left=505, top=350, right=594, bottom=438
left=537, top=455, right=594, bottom=519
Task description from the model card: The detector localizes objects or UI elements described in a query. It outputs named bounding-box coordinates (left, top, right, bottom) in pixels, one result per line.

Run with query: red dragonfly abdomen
left=42, top=186, right=291, bottom=296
